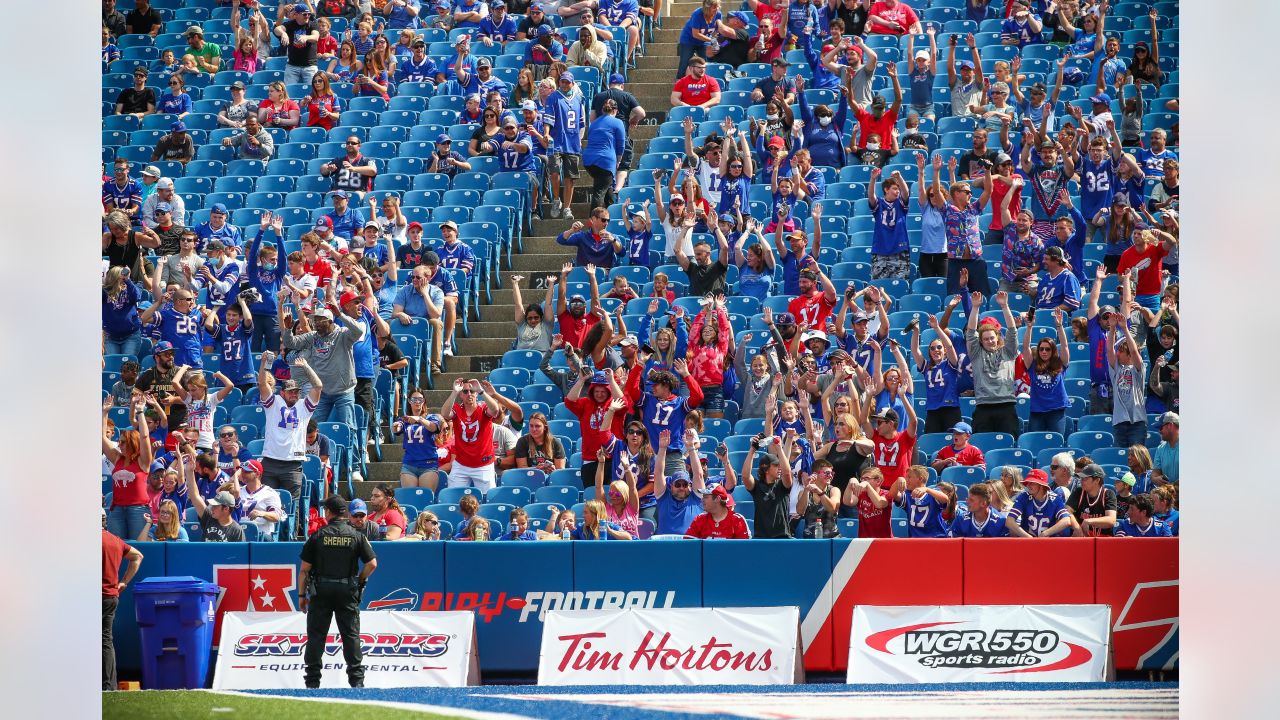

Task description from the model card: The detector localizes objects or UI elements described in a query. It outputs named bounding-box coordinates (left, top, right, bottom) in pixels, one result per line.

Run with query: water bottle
left=378, top=521, right=388, bottom=539
left=813, top=516, right=824, bottom=539
left=561, top=525, right=571, bottom=540
left=508, top=521, right=519, bottom=538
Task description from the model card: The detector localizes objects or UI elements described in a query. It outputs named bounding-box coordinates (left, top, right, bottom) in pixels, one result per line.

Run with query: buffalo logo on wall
left=368, top=587, right=420, bottom=611
left=865, top=621, right=1093, bottom=674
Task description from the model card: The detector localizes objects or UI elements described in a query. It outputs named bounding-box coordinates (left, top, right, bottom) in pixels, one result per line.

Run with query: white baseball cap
left=914, top=50, right=930, bottom=61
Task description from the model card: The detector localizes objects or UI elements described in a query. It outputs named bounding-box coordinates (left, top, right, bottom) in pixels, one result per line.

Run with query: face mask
left=866, top=142, right=881, bottom=151
left=261, top=263, right=276, bottom=273
left=818, top=116, right=832, bottom=127
left=766, top=113, right=779, bottom=122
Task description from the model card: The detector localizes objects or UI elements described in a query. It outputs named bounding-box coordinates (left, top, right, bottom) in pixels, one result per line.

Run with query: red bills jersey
left=451, top=403, right=495, bottom=468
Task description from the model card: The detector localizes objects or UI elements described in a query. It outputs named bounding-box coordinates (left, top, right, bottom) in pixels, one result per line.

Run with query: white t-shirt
left=260, top=394, right=317, bottom=461
left=287, top=272, right=319, bottom=310
left=186, top=395, right=220, bottom=449
left=240, top=483, right=283, bottom=538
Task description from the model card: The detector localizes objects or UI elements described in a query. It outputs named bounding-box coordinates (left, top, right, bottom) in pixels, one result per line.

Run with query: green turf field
left=103, top=690, right=468, bottom=719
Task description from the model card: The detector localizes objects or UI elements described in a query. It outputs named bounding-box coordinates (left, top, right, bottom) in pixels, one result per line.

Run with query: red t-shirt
left=259, top=98, right=300, bottom=128
left=873, top=430, right=914, bottom=484
left=317, top=35, right=338, bottom=57
left=857, top=486, right=894, bottom=538
left=1014, top=355, right=1031, bottom=395
left=451, top=403, right=495, bottom=468
left=867, top=1, right=920, bottom=35
left=371, top=507, right=407, bottom=533
left=854, top=106, right=899, bottom=149
left=557, top=310, right=600, bottom=349
left=787, top=292, right=836, bottom=329
left=686, top=511, right=750, bottom=539
left=303, top=94, right=341, bottom=131
left=111, top=458, right=150, bottom=507
left=989, top=177, right=1022, bottom=231
left=936, top=443, right=986, bottom=467
left=102, top=530, right=129, bottom=597
left=565, top=395, right=624, bottom=457
left=1116, top=243, right=1169, bottom=296
left=673, top=74, right=721, bottom=106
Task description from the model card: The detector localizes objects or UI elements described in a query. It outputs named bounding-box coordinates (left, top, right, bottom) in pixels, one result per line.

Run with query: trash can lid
left=134, top=576, right=220, bottom=594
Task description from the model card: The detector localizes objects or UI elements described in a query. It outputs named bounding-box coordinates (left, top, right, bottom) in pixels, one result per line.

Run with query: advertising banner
left=213, top=611, right=479, bottom=689
left=848, top=605, right=1111, bottom=683
left=538, top=607, right=802, bottom=686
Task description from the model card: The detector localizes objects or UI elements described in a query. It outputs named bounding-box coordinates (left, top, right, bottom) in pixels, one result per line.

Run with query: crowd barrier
left=112, top=538, right=1178, bottom=679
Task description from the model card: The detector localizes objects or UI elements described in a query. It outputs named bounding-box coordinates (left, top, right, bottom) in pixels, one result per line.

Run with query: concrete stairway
left=353, top=11, right=691, bottom=497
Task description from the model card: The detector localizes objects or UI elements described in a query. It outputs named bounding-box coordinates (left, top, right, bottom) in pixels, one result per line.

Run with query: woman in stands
left=797, top=459, right=841, bottom=538
left=103, top=396, right=154, bottom=540
left=911, top=313, right=961, bottom=434
left=793, top=75, right=849, bottom=169
left=393, top=389, right=445, bottom=491
left=815, top=412, right=874, bottom=508
left=1151, top=484, right=1178, bottom=535
left=509, top=275, right=554, bottom=352
left=514, top=412, right=567, bottom=475
left=1022, top=309, right=1071, bottom=436
left=652, top=173, right=693, bottom=260
left=735, top=220, right=775, bottom=302
left=966, top=290, right=1021, bottom=435
left=540, top=507, right=579, bottom=540
left=158, top=74, right=193, bottom=118
left=469, top=106, right=504, bottom=157
left=258, top=81, right=301, bottom=130
left=367, top=483, right=407, bottom=540
left=137, top=499, right=189, bottom=542
left=355, top=52, right=391, bottom=100
left=370, top=34, right=397, bottom=79
left=453, top=494, right=489, bottom=540
left=327, top=40, right=363, bottom=83
left=594, top=446, right=642, bottom=538
left=1127, top=444, right=1154, bottom=494
left=687, top=296, right=734, bottom=419
left=867, top=340, right=915, bottom=433
left=301, top=73, right=343, bottom=131
left=1096, top=194, right=1139, bottom=273
left=997, top=465, right=1024, bottom=506
left=512, top=68, right=537, bottom=106
left=404, top=511, right=443, bottom=541
left=102, top=266, right=145, bottom=357
left=217, top=82, right=258, bottom=129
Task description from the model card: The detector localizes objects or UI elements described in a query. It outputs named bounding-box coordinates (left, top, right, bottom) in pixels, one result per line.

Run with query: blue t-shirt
left=548, top=90, right=585, bottom=154
left=738, top=262, right=773, bottom=302
left=678, top=9, right=721, bottom=45
left=909, top=68, right=935, bottom=107
left=386, top=0, right=421, bottom=29
left=897, top=491, right=949, bottom=538
left=642, top=394, right=696, bottom=452
left=920, top=200, right=946, bottom=254
left=1027, top=364, right=1068, bottom=413
left=1091, top=54, right=1127, bottom=90
left=399, top=413, right=443, bottom=468
left=950, top=509, right=1010, bottom=537
left=871, top=196, right=911, bottom=255
left=158, top=93, right=192, bottom=115
left=351, top=305, right=377, bottom=379
left=477, top=15, right=519, bottom=42
left=1133, top=147, right=1177, bottom=179
left=655, top=490, right=701, bottom=535
left=1008, top=491, right=1071, bottom=536
left=103, top=280, right=143, bottom=339
left=626, top=228, right=652, bottom=265
left=570, top=521, right=624, bottom=540
left=396, top=55, right=439, bottom=84
left=556, top=229, right=619, bottom=268
left=1035, top=268, right=1082, bottom=311
left=1115, top=518, right=1172, bottom=537
left=217, top=447, right=253, bottom=475
left=604, top=435, right=657, bottom=510
left=582, top=115, right=627, bottom=172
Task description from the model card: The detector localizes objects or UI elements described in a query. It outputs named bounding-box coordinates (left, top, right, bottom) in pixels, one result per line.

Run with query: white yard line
left=204, top=689, right=534, bottom=720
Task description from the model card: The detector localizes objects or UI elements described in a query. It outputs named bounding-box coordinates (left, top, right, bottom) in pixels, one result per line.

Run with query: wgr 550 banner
left=848, top=605, right=1111, bottom=683
left=213, top=611, right=479, bottom=689
left=539, top=607, right=803, bottom=685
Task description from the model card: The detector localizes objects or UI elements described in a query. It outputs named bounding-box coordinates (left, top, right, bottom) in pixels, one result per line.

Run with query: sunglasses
left=626, top=429, right=645, bottom=436
left=460, top=389, right=476, bottom=394
left=219, top=432, right=235, bottom=438
left=346, top=141, right=360, bottom=145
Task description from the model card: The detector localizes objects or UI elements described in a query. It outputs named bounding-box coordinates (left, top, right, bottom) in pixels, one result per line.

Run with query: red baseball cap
left=243, top=459, right=264, bottom=475
left=767, top=135, right=786, bottom=149
left=339, top=291, right=360, bottom=307
left=1024, top=469, right=1050, bottom=487
left=696, top=484, right=735, bottom=509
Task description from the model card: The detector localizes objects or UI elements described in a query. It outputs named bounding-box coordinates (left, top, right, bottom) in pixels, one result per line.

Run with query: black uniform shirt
left=300, top=518, right=376, bottom=579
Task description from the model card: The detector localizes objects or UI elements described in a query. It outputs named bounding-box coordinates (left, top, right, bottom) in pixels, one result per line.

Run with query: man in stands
left=234, top=459, right=285, bottom=541
left=867, top=406, right=917, bottom=487
left=557, top=208, right=624, bottom=268
left=866, top=0, right=921, bottom=35
left=276, top=3, right=321, bottom=86
left=555, top=261, right=601, bottom=348
left=950, top=482, right=1010, bottom=537
left=397, top=38, right=444, bottom=85
left=787, top=265, right=838, bottom=329
left=257, top=352, right=324, bottom=508
left=1152, top=411, right=1179, bottom=484
left=221, top=114, right=275, bottom=161
left=752, top=57, right=796, bottom=105
left=442, top=379, right=503, bottom=492
left=280, top=295, right=366, bottom=429
left=687, top=484, right=750, bottom=538
left=142, top=178, right=186, bottom=228
left=931, top=421, right=986, bottom=474
left=675, top=235, right=730, bottom=297
left=435, top=220, right=477, bottom=282
left=414, top=251, right=460, bottom=358
left=103, top=158, right=142, bottom=223
left=671, top=56, right=722, bottom=109
left=652, top=430, right=707, bottom=535
left=1115, top=493, right=1172, bottom=537
left=150, top=121, right=194, bottom=165
left=320, top=137, right=378, bottom=201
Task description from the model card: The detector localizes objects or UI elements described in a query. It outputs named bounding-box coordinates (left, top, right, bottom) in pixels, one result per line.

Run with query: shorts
left=401, top=462, right=438, bottom=477
left=700, top=384, right=725, bottom=412
left=551, top=152, right=582, bottom=179
left=448, top=461, right=496, bottom=492
left=909, top=102, right=936, bottom=118
left=619, top=137, right=635, bottom=170
left=871, top=251, right=911, bottom=280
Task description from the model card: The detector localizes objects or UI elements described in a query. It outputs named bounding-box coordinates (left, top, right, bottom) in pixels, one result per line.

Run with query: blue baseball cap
left=668, top=471, right=691, bottom=485
left=728, top=10, right=751, bottom=24
left=589, top=371, right=611, bottom=386
left=608, top=73, right=625, bottom=85
left=349, top=499, right=368, bottom=515
left=155, top=202, right=172, bottom=212
left=152, top=341, right=174, bottom=354
left=210, top=202, right=228, bottom=214
left=1090, top=92, right=1112, bottom=105
left=292, top=3, right=310, bottom=14
left=951, top=422, right=973, bottom=434
left=536, top=25, right=552, bottom=37
left=170, top=120, right=187, bottom=132
left=958, top=60, right=974, bottom=70
left=436, top=133, right=452, bottom=144
left=718, top=212, right=735, bottom=224
left=330, top=189, right=349, bottom=199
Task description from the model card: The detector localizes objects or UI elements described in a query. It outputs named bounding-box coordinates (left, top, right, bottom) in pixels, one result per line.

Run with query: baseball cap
left=871, top=94, right=887, bottom=107
left=156, top=177, right=174, bottom=190
left=1098, top=304, right=1119, bottom=317
left=728, top=10, right=750, bottom=23
left=339, top=291, right=361, bottom=307
left=1117, top=471, right=1138, bottom=487
left=536, top=25, right=551, bottom=37
left=1090, top=92, right=1112, bottom=105
left=1159, top=411, right=1180, bottom=427
left=589, top=371, right=611, bottom=386
left=951, top=422, right=973, bottom=434
left=313, top=217, right=333, bottom=232
left=242, top=459, right=264, bottom=475
left=491, top=0, right=506, bottom=7
left=407, top=221, right=424, bottom=232
left=152, top=341, right=175, bottom=354
left=1111, top=193, right=1130, bottom=207
left=1023, top=469, right=1051, bottom=487
left=1044, top=246, right=1067, bottom=263
left=618, top=334, right=638, bottom=347
left=330, top=189, right=349, bottom=199
left=958, top=60, right=974, bottom=70
left=695, top=484, right=735, bottom=508
left=852, top=310, right=873, bottom=323
left=363, top=220, right=381, bottom=230
left=520, top=100, right=539, bottom=112
left=210, top=202, right=228, bottom=214
left=436, top=133, right=452, bottom=144
left=155, top=201, right=173, bottom=213
left=774, top=311, right=795, bottom=327
left=205, top=239, right=224, bottom=253
left=995, top=152, right=1013, bottom=165
left=609, top=73, right=625, bottom=85
left=668, top=471, right=692, bottom=486
left=141, top=165, right=161, bottom=178
left=559, top=71, right=574, bottom=82
left=568, top=293, right=587, bottom=304
left=466, top=92, right=482, bottom=103
left=477, top=57, right=492, bottom=68
left=230, top=80, right=246, bottom=90
left=1039, top=139, right=1057, bottom=150
left=767, top=135, right=786, bottom=149
left=718, top=212, right=735, bottom=224
left=1080, top=463, right=1106, bottom=479
left=872, top=408, right=899, bottom=424
left=502, top=117, right=518, bottom=128
left=669, top=193, right=685, bottom=203
left=349, top=498, right=368, bottom=515
left=133, top=66, right=149, bottom=77
left=209, top=491, right=237, bottom=508
left=452, top=34, right=470, bottom=46
left=185, top=26, right=204, bottom=36
left=292, top=3, right=310, bottom=13
left=170, top=120, right=187, bottom=133
left=914, top=49, right=930, bottom=61
left=440, top=219, right=459, bottom=231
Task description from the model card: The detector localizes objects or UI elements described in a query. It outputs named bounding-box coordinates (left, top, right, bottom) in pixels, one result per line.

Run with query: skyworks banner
left=539, top=607, right=803, bottom=686
left=213, top=611, right=479, bottom=689
left=848, top=605, right=1111, bottom=683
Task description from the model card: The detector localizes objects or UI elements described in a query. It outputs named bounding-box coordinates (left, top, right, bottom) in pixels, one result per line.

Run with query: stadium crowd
left=102, top=0, right=1179, bottom=545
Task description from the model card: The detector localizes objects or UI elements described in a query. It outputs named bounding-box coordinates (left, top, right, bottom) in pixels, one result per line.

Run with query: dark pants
left=251, top=311, right=280, bottom=353
left=354, top=376, right=376, bottom=444
left=924, top=405, right=962, bottom=435
left=972, top=401, right=1021, bottom=436
left=675, top=43, right=706, bottom=79
left=303, top=579, right=364, bottom=688
left=581, top=460, right=600, bottom=491
left=262, top=457, right=303, bottom=534
left=947, top=257, right=991, bottom=296
left=1028, top=408, right=1069, bottom=436
left=103, top=596, right=118, bottom=691
left=1089, top=383, right=1114, bottom=415
left=585, top=164, right=616, bottom=212
left=919, top=252, right=948, bottom=279
left=1114, top=420, right=1147, bottom=448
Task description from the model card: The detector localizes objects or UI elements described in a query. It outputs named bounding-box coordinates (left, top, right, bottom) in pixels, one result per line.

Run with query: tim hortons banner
left=848, top=605, right=1111, bottom=683
left=213, top=611, right=479, bottom=689
left=538, top=607, right=803, bottom=685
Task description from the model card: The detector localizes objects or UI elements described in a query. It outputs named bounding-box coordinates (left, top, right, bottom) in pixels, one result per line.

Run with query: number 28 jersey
left=260, top=394, right=317, bottom=461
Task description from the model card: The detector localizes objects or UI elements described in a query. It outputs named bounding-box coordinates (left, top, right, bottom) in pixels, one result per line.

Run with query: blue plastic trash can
left=133, top=576, right=220, bottom=689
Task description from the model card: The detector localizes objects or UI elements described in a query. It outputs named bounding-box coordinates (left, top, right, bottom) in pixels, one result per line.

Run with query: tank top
left=802, top=487, right=837, bottom=537
left=111, top=457, right=150, bottom=507
left=825, top=441, right=870, bottom=494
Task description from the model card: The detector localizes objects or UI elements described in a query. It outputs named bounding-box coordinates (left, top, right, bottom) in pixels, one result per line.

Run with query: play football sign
left=848, top=605, right=1111, bottom=683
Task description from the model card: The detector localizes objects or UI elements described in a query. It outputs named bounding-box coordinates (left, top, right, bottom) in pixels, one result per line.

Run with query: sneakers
left=551, top=198, right=562, bottom=217
left=443, top=346, right=454, bottom=357
left=562, top=207, right=573, bottom=221
left=351, top=471, right=364, bottom=482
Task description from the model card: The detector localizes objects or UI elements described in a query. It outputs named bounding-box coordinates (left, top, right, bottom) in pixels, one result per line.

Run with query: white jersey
left=187, top=395, right=219, bottom=449
left=260, top=394, right=317, bottom=461
left=239, top=483, right=283, bottom=538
